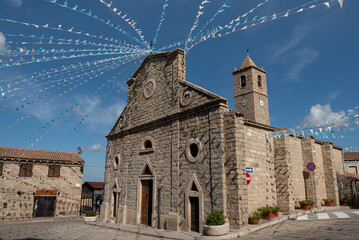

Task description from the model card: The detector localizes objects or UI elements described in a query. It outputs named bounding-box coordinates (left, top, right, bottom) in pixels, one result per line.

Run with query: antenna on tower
left=247, top=48, right=249, bottom=56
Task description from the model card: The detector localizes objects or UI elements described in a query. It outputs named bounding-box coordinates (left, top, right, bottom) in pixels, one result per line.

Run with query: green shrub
left=206, top=212, right=226, bottom=226
left=86, top=210, right=96, bottom=217
left=298, top=200, right=315, bottom=205
left=257, top=206, right=280, bottom=213
left=340, top=198, right=349, bottom=203
left=322, top=199, right=335, bottom=203
left=248, top=211, right=262, bottom=220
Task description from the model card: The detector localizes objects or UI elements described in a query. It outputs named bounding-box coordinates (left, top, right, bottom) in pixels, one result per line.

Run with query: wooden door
left=141, top=180, right=153, bottom=225
left=34, top=196, right=56, bottom=217
left=190, top=197, right=199, bottom=232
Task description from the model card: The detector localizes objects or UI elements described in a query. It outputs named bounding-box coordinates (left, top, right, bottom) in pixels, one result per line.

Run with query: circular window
left=190, top=143, right=199, bottom=158
left=186, top=139, right=202, bottom=163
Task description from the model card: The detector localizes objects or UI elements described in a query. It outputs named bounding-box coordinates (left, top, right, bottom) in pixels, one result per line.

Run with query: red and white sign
left=246, top=173, right=251, bottom=185
left=306, top=162, right=316, bottom=171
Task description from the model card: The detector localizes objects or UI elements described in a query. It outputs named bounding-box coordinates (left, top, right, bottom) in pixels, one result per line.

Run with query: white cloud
left=273, top=25, right=309, bottom=57
left=303, top=104, right=346, bottom=127
left=6, top=0, right=22, bottom=7
left=326, top=90, right=342, bottom=103
left=287, top=48, right=319, bottom=82
left=87, top=144, right=105, bottom=152
left=0, top=32, right=7, bottom=52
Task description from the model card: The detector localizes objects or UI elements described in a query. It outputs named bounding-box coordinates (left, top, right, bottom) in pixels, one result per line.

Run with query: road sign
left=246, top=173, right=251, bottom=185
left=306, top=162, right=316, bottom=171
left=246, top=167, right=253, bottom=173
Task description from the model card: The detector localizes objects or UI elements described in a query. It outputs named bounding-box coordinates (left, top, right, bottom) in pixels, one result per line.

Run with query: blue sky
left=0, top=0, right=358, bottom=182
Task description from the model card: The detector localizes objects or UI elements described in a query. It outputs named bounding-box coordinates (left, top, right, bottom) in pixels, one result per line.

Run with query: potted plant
left=248, top=211, right=261, bottom=224
left=84, top=210, right=97, bottom=222
left=323, top=199, right=335, bottom=207
left=203, top=212, right=229, bottom=236
left=340, top=198, right=349, bottom=206
left=298, top=200, right=315, bottom=210
left=257, top=206, right=279, bottom=220
left=271, top=206, right=280, bottom=217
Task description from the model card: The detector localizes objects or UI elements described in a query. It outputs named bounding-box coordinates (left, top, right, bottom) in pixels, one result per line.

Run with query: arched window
left=241, top=76, right=246, bottom=87
left=144, top=140, right=153, bottom=149
left=258, top=75, right=262, bottom=87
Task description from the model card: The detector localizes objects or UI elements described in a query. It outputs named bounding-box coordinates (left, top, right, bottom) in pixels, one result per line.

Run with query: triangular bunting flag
left=338, top=0, right=343, bottom=8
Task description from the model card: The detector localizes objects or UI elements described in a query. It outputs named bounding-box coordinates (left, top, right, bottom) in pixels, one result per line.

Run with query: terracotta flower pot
left=340, top=202, right=349, bottom=206
left=300, top=204, right=313, bottom=210
left=273, top=211, right=279, bottom=217
left=325, top=202, right=335, bottom=207
left=262, top=212, right=277, bottom=220
left=248, top=218, right=260, bottom=225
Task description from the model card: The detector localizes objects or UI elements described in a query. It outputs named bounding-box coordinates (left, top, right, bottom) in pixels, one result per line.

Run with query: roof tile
left=0, top=147, right=84, bottom=164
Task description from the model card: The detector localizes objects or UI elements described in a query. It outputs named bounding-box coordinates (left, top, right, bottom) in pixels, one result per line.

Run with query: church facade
left=101, top=49, right=344, bottom=232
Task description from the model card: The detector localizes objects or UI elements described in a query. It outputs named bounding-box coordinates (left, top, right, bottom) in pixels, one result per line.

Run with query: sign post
left=306, top=162, right=316, bottom=202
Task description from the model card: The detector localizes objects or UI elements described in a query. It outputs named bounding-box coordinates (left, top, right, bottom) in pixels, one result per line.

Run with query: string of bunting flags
left=153, top=0, right=170, bottom=47
left=45, top=0, right=148, bottom=49
left=268, top=105, right=358, bottom=140
left=98, top=0, right=149, bottom=47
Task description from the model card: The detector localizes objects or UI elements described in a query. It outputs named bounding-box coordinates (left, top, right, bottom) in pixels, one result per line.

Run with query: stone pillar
left=208, top=108, right=227, bottom=214
left=224, top=112, right=248, bottom=229
left=322, top=142, right=340, bottom=205
left=301, top=138, right=320, bottom=206
left=167, top=119, right=180, bottom=231
left=274, top=136, right=295, bottom=213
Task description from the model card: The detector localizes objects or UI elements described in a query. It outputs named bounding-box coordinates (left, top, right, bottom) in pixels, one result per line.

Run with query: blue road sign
left=246, top=167, right=253, bottom=173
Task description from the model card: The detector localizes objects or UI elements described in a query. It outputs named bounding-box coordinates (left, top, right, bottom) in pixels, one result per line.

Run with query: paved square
left=0, top=220, right=161, bottom=240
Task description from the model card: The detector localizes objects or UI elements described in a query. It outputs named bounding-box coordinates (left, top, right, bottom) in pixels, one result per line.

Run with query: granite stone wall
left=0, top=162, right=83, bottom=220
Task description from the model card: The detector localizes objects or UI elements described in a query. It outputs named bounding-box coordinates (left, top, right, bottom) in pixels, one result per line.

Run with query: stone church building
left=101, top=49, right=344, bottom=232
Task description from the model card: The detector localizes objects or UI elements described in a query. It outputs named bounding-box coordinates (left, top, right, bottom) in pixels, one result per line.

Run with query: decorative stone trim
left=118, top=115, right=127, bottom=129
left=143, top=78, right=156, bottom=99
left=185, top=139, right=202, bottom=163
left=180, top=88, right=192, bottom=107
left=113, top=153, right=121, bottom=170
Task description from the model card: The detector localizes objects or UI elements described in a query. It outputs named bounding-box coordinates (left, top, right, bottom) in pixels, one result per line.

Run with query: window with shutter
left=48, top=165, right=60, bottom=178
left=19, top=164, right=32, bottom=177
left=0, top=163, right=3, bottom=176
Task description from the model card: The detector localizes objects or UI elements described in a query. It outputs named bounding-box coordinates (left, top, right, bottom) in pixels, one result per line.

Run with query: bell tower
left=232, top=50, right=270, bottom=125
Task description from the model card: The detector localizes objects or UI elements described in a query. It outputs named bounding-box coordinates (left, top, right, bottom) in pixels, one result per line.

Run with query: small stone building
left=0, top=147, right=84, bottom=220
left=82, top=182, right=104, bottom=212
left=101, top=49, right=344, bottom=232
left=344, top=152, right=359, bottom=174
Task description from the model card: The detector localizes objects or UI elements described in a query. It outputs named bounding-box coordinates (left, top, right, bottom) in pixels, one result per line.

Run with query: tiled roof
left=344, top=151, right=359, bottom=161
left=0, top=147, right=84, bottom=164
left=240, top=55, right=257, bottom=69
left=85, top=182, right=104, bottom=190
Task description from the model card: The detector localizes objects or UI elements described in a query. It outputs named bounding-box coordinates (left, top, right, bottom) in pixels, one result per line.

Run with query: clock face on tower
left=241, top=99, right=247, bottom=107
left=260, top=100, right=264, bottom=107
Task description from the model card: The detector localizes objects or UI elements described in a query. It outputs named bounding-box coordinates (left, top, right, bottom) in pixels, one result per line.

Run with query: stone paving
left=1, top=209, right=359, bottom=240
left=239, top=218, right=359, bottom=240
left=0, top=220, right=160, bottom=240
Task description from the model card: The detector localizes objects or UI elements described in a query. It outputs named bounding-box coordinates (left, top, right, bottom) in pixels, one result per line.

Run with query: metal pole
left=311, top=171, right=316, bottom=203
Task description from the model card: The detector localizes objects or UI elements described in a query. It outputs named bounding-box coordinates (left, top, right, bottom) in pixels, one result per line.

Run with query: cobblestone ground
left=239, top=218, right=359, bottom=240
left=0, top=220, right=161, bottom=240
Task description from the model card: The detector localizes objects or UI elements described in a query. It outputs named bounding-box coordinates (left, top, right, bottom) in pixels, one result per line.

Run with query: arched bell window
left=241, top=76, right=246, bottom=88
left=258, top=75, right=262, bottom=87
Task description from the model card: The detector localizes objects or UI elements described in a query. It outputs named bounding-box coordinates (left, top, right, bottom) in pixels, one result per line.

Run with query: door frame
left=33, top=195, right=57, bottom=218
left=136, top=160, right=157, bottom=227
left=185, top=174, right=204, bottom=233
